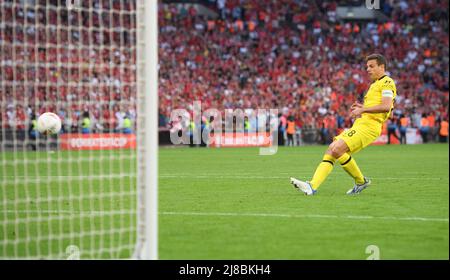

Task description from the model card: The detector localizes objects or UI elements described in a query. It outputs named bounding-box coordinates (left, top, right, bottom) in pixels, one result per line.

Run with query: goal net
left=0, top=0, right=157, bottom=259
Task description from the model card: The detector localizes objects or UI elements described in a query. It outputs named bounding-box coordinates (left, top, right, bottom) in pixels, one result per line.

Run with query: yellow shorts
left=334, top=118, right=382, bottom=154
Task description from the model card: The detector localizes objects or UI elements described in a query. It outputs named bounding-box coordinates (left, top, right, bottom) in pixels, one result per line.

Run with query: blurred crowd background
left=1, top=0, right=448, bottom=144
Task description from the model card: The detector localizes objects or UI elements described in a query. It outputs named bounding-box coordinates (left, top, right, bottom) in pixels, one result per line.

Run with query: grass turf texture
left=1, top=144, right=448, bottom=259
left=159, top=144, right=448, bottom=260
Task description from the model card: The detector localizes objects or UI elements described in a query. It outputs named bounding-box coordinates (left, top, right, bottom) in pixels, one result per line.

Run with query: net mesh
left=1, top=0, right=141, bottom=259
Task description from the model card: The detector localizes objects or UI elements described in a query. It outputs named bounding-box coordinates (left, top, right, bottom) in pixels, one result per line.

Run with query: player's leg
left=311, top=137, right=365, bottom=183
left=290, top=121, right=374, bottom=194
left=331, top=140, right=372, bottom=194
left=289, top=141, right=341, bottom=195
left=308, top=140, right=346, bottom=190
left=339, top=121, right=385, bottom=194
left=336, top=151, right=365, bottom=185
left=331, top=130, right=367, bottom=183
left=290, top=134, right=362, bottom=194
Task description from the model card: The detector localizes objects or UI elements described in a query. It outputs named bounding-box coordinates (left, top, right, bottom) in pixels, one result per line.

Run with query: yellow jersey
left=362, top=75, right=397, bottom=123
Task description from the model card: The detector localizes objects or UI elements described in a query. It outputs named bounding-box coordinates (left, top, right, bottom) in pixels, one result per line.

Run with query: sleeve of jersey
left=381, top=79, right=395, bottom=98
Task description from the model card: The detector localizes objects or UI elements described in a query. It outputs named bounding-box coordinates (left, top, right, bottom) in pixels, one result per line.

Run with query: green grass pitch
left=1, top=144, right=448, bottom=259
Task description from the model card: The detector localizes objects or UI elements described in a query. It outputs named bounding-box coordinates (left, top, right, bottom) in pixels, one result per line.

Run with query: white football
left=37, top=112, right=62, bottom=134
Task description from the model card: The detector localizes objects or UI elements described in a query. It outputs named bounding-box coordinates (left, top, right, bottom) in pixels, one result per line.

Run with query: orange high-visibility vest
left=236, top=20, right=244, bottom=31
left=421, top=118, right=429, bottom=127
left=440, top=121, right=449, bottom=136
left=248, top=21, right=256, bottom=31
left=427, top=115, right=435, bottom=127
left=287, top=121, right=295, bottom=134
left=400, top=117, right=409, bottom=127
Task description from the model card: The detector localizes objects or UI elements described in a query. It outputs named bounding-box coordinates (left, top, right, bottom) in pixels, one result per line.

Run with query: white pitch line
left=1, top=175, right=135, bottom=178
left=158, top=175, right=446, bottom=180
left=1, top=174, right=446, bottom=181
left=2, top=210, right=448, bottom=222
left=160, top=211, right=449, bottom=223
left=2, top=210, right=135, bottom=215
left=0, top=176, right=445, bottom=181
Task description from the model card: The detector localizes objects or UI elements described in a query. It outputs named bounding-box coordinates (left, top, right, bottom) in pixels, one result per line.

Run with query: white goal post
left=134, top=0, right=158, bottom=260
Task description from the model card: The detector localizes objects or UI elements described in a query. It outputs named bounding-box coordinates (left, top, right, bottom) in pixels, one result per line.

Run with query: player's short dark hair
left=366, top=53, right=387, bottom=69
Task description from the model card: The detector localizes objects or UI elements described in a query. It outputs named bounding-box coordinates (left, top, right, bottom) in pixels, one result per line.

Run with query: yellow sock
left=310, top=154, right=336, bottom=190
left=338, top=153, right=365, bottom=184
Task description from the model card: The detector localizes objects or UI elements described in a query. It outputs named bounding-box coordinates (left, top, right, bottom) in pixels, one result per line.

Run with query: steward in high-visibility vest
left=287, top=120, right=296, bottom=135
left=427, top=114, right=437, bottom=142
left=189, top=120, right=195, bottom=135
left=419, top=113, right=429, bottom=143
left=244, top=118, right=250, bottom=132
left=400, top=115, right=409, bottom=130
left=28, top=113, right=38, bottom=151
left=287, top=119, right=296, bottom=146
left=399, top=114, right=409, bottom=144
left=189, top=120, right=195, bottom=147
left=31, top=120, right=38, bottom=136
left=82, top=112, right=91, bottom=134
left=123, top=115, right=132, bottom=134
left=420, top=116, right=429, bottom=131
left=439, top=118, right=448, bottom=143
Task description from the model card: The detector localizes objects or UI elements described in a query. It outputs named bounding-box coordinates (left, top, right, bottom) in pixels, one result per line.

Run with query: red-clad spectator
left=1, top=0, right=448, bottom=145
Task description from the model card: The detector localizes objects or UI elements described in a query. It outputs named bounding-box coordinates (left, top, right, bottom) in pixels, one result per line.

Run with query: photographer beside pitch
left=291, top=54, right=397, bottom=195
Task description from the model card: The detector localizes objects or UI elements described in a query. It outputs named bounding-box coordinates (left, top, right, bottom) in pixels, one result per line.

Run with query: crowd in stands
left=158, top=0, right=449, bottom=143
left=1, top=0, right=137, bottom=134
left=1, top=0, right=448, bottom=144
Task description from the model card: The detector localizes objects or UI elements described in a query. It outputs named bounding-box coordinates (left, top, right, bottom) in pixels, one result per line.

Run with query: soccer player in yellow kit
left=290, top=54, right=396, bottom=195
